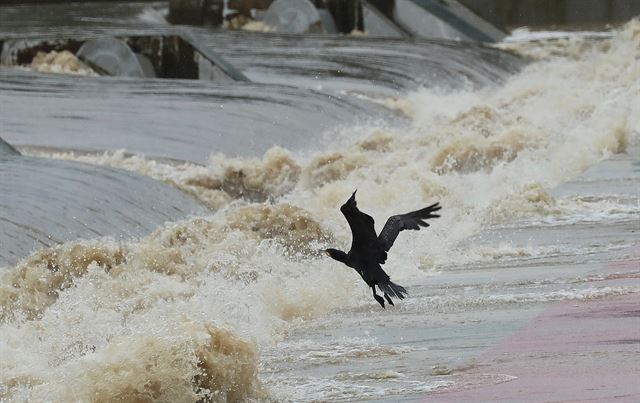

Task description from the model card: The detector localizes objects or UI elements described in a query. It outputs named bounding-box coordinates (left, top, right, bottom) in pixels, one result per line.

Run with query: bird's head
left=324, top=248, right=348, bottom=263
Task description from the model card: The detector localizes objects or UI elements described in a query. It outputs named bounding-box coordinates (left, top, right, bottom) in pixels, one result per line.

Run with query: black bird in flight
left=325, top=191, right=441, bottom=308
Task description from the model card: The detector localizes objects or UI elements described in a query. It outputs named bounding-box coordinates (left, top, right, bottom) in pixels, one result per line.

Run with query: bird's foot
left=384, top=293, right=394, bottom=306
left=374, top=294, right=386, bottom=309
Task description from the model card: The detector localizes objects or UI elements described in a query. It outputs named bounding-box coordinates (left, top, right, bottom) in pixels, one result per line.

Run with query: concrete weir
left=0, top=1, right=525, bottom=265
left=392, top=0, right=506, bottom=42
left=169, top=0, right=505, bottom=41
left=0, top=32, right=248, bottom=82
left=0, top=137, right=207, bottom=268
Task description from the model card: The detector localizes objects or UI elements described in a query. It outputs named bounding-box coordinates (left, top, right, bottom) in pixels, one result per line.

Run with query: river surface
left=0, top=3, right=638, bottom=402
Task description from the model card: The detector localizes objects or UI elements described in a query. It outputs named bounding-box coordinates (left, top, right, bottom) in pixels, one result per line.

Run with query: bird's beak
left=323, top=250, right=330, bottom=257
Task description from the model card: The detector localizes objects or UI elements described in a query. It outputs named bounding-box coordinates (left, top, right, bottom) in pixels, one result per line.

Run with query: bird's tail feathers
left=378, top=281, right=408, bottom=300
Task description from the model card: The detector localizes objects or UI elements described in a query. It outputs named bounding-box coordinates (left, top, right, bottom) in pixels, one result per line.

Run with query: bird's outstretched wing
left=340, top=191, right=378, bottom=248
left=377, top=203, right=441, bottom=261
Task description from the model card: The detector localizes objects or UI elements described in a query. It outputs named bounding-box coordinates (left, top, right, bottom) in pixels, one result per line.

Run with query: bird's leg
left=384, top=293, right=394, bottom=306
left=372, top=286, right=385, bottom=308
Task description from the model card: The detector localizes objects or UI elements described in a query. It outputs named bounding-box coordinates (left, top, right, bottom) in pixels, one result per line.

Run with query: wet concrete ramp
left=0, top=68, right=390, bottom=163
left=0, top=152, right=206, bottom=267
left=195, top=31, right=524, bottom=94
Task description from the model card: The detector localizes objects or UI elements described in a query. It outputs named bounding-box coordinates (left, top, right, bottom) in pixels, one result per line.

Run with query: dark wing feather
left=340, top=191, right=378, bottom=249
left=377, top=202, right=441, bottom=259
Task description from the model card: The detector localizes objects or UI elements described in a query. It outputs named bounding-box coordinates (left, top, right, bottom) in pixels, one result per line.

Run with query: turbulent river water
left=0, top=3, right=639, bottom=402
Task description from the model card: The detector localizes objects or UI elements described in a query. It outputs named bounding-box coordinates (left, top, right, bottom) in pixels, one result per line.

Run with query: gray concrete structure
left=364, top=0, right=506, bottom=42
left=0, top=150, right=207, bottom=267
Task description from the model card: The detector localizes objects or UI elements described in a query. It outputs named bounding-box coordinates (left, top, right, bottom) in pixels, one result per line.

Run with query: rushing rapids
left=1, top=12, right=639, bottom=403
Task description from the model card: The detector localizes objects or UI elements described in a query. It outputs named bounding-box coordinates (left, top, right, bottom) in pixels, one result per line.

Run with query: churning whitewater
left=1, top=21, right=639, bottom=402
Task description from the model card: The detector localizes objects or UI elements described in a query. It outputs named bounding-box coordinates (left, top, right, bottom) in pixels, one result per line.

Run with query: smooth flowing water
left=0, top=4, right=638, bottom=402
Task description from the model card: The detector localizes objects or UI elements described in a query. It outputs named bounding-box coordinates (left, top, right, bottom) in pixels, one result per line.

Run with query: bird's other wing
left=340, top=191, right=378, bottom=247
left=377, top=202, right=441, bottom=260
